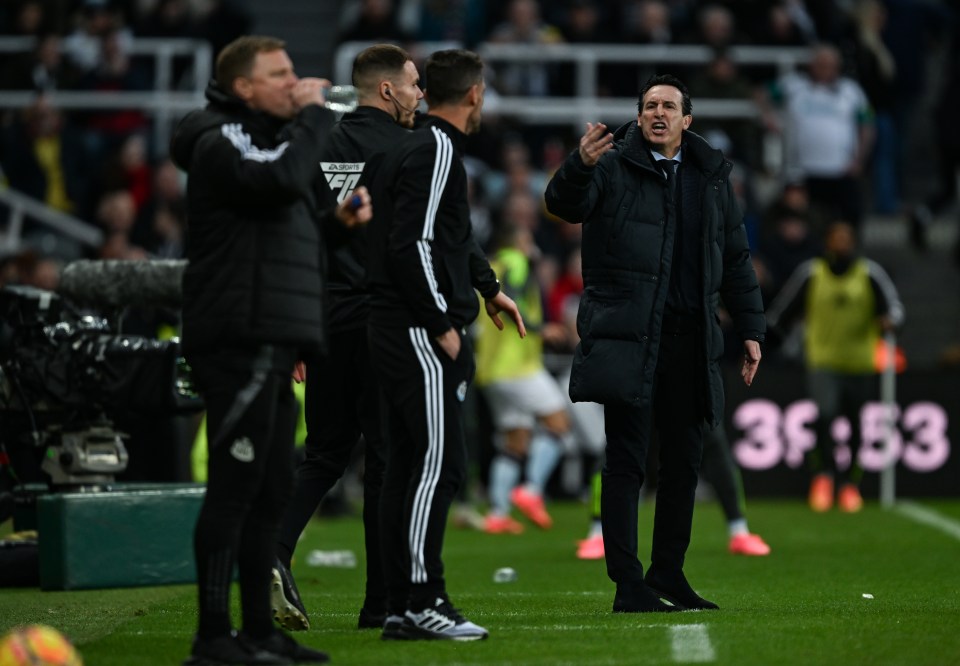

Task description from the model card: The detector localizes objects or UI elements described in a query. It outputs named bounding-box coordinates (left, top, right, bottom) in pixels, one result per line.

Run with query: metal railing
left=0, top=37, right=212, bottom=150
left=335, top=41, right=811, bottom=129
left=0, top=38, right=810, bottom=255
left=0, top=36, right=211, bottom=253
left=0, top=186, right=103, bottom=254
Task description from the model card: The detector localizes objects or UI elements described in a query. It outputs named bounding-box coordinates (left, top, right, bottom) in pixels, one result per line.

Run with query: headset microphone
left=386, top=88, right=417, bottom=115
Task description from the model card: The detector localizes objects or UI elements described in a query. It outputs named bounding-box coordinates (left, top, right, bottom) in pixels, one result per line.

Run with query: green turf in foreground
left=1, top=500, right=959, bottom=665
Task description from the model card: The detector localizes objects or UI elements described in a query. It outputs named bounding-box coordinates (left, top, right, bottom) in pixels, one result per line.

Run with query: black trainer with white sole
left=270, top=559, right=310, bottom=631
left=399, top=597, right=488, bottom=641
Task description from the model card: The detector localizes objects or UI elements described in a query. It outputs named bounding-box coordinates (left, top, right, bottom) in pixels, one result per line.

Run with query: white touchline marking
left=894, top=501, right=960, bottom=542
left=502, top=624, right=660, bottom=631
left=670, top=624, right=716, bottom=663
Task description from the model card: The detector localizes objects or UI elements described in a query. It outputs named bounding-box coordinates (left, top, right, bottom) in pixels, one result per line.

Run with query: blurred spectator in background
left=622, top=0, right=672, bottom=44
left=99, top=132, right=152, bottom=213
left=929, top=17, right=960, bottom=218
left=0, top=248, right=61, bottom=290
left=758, top=181, right=822, bottom=299
left=0, top=33, right=81, bottom=92
left=75, top=27, right=150, bottom=161
left=132, top=157, right=185, bottom=257
left=488, top=0, right=564, bottom=97
left=2, top=0, right=49, bottom=37
left=881, top=0, right=948, bottom=200
left=145, top=200, right=185, bottom=258
left=682, top=4, right=747, bottom=51
left=553, top=0, right=616, bottom=97
left=62, top=0, right=133, bottom=74
left=762, top=178, right=820, bottom=235
left=766, top=221, right=904, bottom=513
left=752, top=1, right=817, bottom=47
left=94, top=188, right=146, bottom=259
left=558, top=0, right=608, bottom=44
left=474, top=223, right=571, bottom=535
left=134, top=0, right=194, bottom=84
left=484, top=137, right=549, bottom=205
left=762, top=43, right=874, bottom=230
left=0, top=96, right=92, bottom=216
left=19, top=252, right=61, bottom=290
left=464, top=166, right=493, bottom=247
left=136, top=0, right=192, bottom=38
left=745, top=1, right=818, bottom=82
left=498, top=189, right=563, bottom=279
left=608, top=0, right=672, bottom=97
left=338, top=0, right=411, bottom=45
left=192, top=0, right=254, bottom=61
left=910, top=3, right=960, bottom=253
left=95, top=187, right=135, bottom=233
left=547, top=245, right=583, bottom=325
left=687, top=48, right=763, bottom=171
left=844, top=0, right=897, bottom=216
left=414, top=0, right=487, bottom=47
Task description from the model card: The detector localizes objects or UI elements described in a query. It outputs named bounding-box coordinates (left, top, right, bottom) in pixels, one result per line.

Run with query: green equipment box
left=37, top=484, right=205, bottom=591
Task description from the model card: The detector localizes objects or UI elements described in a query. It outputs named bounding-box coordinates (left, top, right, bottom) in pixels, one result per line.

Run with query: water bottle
left=493, top=567, right=517, bottom=583
left=324, top=85, right=359, bottom=113
left=305, top=549, right=357, bottom=568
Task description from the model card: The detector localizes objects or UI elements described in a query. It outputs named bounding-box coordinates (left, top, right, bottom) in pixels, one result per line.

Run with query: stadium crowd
left=0, top=0, right=956, bottom=504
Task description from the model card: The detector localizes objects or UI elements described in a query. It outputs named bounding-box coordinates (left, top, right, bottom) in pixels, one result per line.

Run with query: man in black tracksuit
left=366, top=49, right=524, bottom=641
left=171, top=36, right=367, bottom=665
left=545, top=74, right=765, bottom=614
left=272, top=44, right=423, bottom=633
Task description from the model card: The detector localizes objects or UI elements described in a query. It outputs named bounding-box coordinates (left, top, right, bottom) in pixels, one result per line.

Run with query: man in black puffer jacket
left=170, top=35, right=368, bottom=666
left=545, top=74, right=764, bottom=615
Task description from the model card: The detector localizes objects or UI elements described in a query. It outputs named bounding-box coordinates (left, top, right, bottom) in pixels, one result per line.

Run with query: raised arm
left=199, top=103, right=336, bottom=206
left=543, top=122, right=612, bottom=224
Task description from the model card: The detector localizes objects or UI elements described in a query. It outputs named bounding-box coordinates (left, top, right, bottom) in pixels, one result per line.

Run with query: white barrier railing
left=0, top=37, right=212, bottom=150
left=0, top=186, right=103, bottom=254
left=335, top=41, right=811, bottom=129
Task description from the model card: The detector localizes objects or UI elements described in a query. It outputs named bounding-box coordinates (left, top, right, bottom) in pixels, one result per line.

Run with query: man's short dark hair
left=424, top=49, right=484, bottom=107
left=352, top=44, right=413, bottom=93
left=216, top=35, right=286, bottom=94
left=638, top=74, right=692, bottom=116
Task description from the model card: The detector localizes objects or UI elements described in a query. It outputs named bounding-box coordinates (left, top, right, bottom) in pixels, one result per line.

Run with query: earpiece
left=385, top=86, right=418, bottom=116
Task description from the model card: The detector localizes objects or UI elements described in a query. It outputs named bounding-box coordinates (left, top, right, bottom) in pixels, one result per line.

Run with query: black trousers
left=807, top=369, right=877, bottom=484
left=700, top=423, right=744, bottom=524
left=370, top=325, right=474, bottom=613
left=276, top=327, right=386, bottom=607
left=601, top=330, right=704, bottom=586
left=189, top=344, right=298, bottom=639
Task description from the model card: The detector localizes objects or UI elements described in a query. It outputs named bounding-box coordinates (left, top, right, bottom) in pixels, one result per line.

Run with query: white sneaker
left=400, top=597, right=489, bottom=641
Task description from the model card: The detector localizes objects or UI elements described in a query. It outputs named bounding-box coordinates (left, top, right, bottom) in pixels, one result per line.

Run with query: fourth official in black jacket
left=272, top=43, right=424, bottom=634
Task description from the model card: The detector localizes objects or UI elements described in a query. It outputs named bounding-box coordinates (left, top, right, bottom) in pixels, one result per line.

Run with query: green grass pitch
left=2, top=499, right=959, bottom=665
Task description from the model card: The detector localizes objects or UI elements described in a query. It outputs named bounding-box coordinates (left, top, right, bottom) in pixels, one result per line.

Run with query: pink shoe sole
left=728, top=533, right=771, bottom=556
left=576, top=535, right=605, bottom=560
left=511, top=487, right=553, bottom=529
